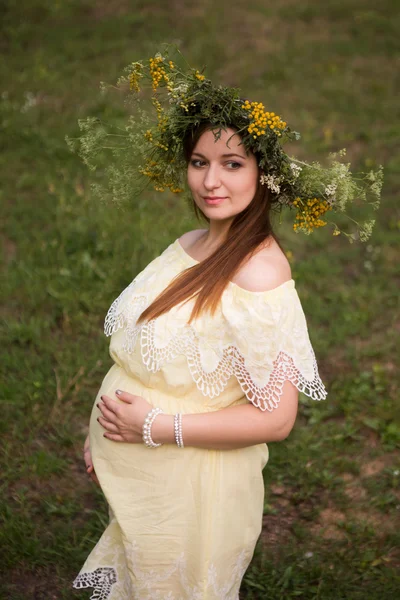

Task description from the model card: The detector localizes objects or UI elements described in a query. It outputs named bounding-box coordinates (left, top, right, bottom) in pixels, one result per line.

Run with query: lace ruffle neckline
left=104, top=239, right=327, bottom=410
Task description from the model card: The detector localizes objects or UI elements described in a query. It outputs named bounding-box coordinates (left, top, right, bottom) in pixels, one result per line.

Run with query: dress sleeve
left=220, top=280, right=328, bottom=411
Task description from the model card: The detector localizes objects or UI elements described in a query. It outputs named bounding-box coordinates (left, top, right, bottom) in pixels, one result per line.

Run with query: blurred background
left=1, top=1, right=399, bottom=598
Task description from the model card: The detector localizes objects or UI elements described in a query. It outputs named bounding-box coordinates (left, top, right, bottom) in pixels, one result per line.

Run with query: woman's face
left=187, top=127, right=259, bottom=220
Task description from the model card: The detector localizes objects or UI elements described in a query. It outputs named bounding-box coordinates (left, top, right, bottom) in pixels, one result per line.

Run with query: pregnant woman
left=70, top=49, right=380, bottom=599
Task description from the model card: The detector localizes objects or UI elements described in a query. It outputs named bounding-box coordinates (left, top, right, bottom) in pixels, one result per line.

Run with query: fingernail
left=96, top=403, right=100, bottom=408
left=115, top=389, right=122, bottom=395
left=96, top=417, right=100, bottom=423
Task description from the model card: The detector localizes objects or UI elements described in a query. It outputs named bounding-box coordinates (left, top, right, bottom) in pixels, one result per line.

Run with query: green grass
left=1, top=0, right=399, bottom=598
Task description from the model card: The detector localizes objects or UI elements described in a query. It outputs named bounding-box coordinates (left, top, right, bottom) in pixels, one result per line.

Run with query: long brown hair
left=137, top=122, right=285, bottom=325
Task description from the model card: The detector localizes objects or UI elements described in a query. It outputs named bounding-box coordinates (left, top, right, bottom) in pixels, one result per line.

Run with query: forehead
left=192, top=127, right=247, bottom=158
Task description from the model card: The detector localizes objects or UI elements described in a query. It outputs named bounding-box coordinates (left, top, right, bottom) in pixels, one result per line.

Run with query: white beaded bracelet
left=174, top=413, right=184, bottom=448
left=142, top=407, right=164, bottom=448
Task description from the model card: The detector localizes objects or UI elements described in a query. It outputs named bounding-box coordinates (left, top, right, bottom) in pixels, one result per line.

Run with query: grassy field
left=1, top=0, right=399, bottom=598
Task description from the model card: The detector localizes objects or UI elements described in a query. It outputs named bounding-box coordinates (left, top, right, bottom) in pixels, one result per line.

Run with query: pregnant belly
left=88, top=363, right=205, bottom=492
left=88, top=363, right=269, bottom=515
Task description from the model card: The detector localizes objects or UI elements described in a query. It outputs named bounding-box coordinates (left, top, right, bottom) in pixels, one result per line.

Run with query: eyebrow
left=192, top=152, right=247, bottom=160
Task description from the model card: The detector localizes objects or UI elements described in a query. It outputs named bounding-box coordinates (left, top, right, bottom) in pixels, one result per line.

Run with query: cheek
left=187, top=168, right=198, bottom=192
left=235, top=171, right=258, bottom=199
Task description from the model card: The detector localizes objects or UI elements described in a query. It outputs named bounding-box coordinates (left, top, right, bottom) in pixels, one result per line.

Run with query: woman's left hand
left=96, top=390, right=153, bottom=443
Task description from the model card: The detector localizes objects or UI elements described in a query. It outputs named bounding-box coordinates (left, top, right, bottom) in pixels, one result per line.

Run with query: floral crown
left=67, top=45, right=383, bottom=242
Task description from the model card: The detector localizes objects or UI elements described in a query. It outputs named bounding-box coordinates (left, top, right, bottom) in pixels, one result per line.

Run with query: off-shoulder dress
left=72, top=237, right=327, bottom=600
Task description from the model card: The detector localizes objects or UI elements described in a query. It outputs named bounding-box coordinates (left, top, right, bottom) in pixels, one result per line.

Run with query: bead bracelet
left=142, top=408, right=184, bottom=449
left=142, top=407, right=164, bottom=448
left=174, top=413, right=184, bottom=448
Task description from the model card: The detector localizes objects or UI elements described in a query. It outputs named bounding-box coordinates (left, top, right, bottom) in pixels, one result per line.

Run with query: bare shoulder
left=232, top=241, right=292, bottom=293
left=178, top=229, right=208, bottom=248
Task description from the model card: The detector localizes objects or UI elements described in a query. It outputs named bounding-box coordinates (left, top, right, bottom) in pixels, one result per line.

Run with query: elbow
left=274, top=422, right=294, bottom=441
left=259, top=380, right=299, bottom=442
left=272, top=382, right=298, bottom=441
left=268, top=409, right=298, bottom=442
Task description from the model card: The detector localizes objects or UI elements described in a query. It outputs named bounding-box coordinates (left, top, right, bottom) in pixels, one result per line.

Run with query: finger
left=115, top=389, right=135, bottom=403
left=100, top=395, right=122, bottom=416
left=91, top=472, right=100, bottom=486
left=88, top=467, right=100, bottom=485
left=103, top=432, right=125, bottom=442
left=97, top=416, right=119, bottom=433
left=97, top=402, right=119, bottom=424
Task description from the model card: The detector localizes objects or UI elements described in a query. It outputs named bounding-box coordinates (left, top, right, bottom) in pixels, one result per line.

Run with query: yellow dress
left=73, top=238, right=327, bottom=600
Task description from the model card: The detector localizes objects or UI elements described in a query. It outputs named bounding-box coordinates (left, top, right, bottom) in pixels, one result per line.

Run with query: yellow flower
left=129, top=63, right=143, bottom=92
left=149, top=55, right=170, bottom=91
left=129, top=73, right=140, bottom=92
left=246, top=101, right=287, bottom=137
left=292, top=197, right=331, bottom=234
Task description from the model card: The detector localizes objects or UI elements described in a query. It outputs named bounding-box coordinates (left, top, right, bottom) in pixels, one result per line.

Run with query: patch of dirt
left=343, top=478, right=367, bottom=502
left=270, top=484, right=286, bottom=496
left=314, top=507, right=347, bottom=541
left=356, top=446, right=399, bottom=478
left=348, top=508, right=392, bottom=536
left=319, top=508, right=346, bottom=524
left=360, top=450, right=399, bottom=475
left=261, top=484, right=299, bottom=547
left=360, top=457, right=388, bottom=478
left=262, top=508, right=297, bottom=547
left=5, top=567, right=62, bottom=600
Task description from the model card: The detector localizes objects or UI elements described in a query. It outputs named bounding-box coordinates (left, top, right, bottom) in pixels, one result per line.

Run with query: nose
left=203, top=164, right=221, bottom=191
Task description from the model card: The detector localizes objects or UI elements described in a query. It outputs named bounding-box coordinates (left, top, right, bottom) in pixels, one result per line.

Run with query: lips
left=203, top=196, right=227, bottom=205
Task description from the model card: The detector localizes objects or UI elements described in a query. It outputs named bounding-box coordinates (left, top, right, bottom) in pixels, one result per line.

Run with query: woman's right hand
left=83, top=434, right=100, bottom=486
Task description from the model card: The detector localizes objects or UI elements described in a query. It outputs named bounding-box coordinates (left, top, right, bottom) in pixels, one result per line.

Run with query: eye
left=226, top=161, right=242, bottom=170
left=190, top=159, right=206, bottom=168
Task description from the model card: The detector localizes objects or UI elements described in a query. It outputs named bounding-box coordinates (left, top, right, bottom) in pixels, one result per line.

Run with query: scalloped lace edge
left=73, top=567, right=117, bottom=599
left=104, top=291, right=327, bottom=411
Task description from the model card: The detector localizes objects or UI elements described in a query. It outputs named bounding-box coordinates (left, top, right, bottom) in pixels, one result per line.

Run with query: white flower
left=260, top=174, right=281, bottom=194
left=170, top=83, right=188, bottom=95
left=325, top=183, right=337, bottom=196
left=290, top=162, right=302, bottom=178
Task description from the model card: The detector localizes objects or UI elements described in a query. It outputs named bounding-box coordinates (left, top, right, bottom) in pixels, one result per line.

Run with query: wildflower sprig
left=285, top=150, right=383, bottom=241
left=242, top=100, right=287, bottom=139
left=66, top=45, right=383, bottom=242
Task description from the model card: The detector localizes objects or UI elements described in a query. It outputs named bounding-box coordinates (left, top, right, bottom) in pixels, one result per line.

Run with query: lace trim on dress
left=104, top=279, right=327, bottom=411
left=73, top=567, right=117, bottom=599
left=72, top=544, right=251, bottom=599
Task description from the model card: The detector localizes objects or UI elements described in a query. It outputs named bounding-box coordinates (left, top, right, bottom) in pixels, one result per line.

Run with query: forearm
left=152, top=391, right=298, bottom=450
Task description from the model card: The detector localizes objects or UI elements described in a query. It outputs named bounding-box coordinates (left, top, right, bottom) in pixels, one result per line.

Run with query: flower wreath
left=66, top=45, right=383, bottom=242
